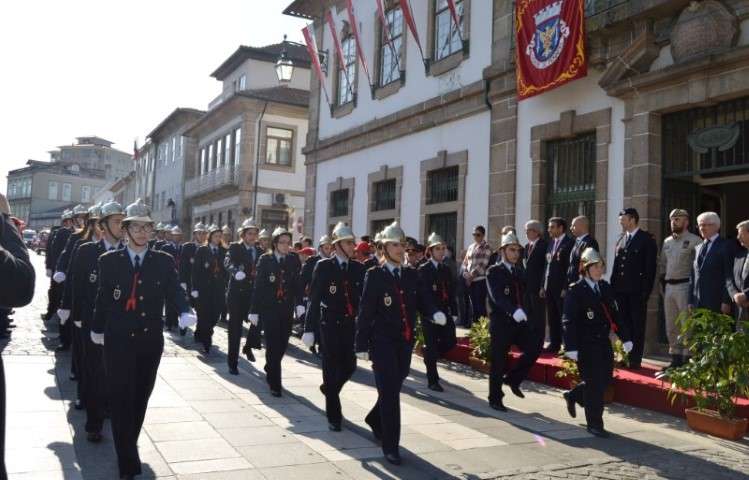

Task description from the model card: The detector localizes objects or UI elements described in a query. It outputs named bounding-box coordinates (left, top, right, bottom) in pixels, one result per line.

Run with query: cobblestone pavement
left=3, top=251, right=749, bottom=479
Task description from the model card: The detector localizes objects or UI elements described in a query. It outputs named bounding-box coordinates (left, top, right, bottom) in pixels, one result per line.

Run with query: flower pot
left=685, top=407, right=748, bottom=440
left=468, top=356, right=491, bottom=374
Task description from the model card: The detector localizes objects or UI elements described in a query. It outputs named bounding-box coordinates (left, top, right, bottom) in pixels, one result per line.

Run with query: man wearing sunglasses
left=461, top=225, right=492, bottom=326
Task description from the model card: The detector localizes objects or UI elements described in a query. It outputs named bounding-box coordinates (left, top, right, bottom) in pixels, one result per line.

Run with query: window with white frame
left=81, top=185, right=91, bottom=202
left=265, top=127, right=293, bottom=167
left=62, top=183, right=72, bottom=202
left=234, top=128, right=241, bottom=164
left=48, top=181, right=58, bottom=200
left=338, top=35, right=356, bottom=105
left=172, top=137, right=177, bottom=162
left=200, top=148, right=206, bottom=175
left=224, top=133, right=232, bottom=166
left=238, top=74, right=246, bottom=90
left=217, top=138, right=224, bottom=167
left=208, top=144, right=214, bottom=170
left=434, top=0, right=464, bottom=61
left=379, top=5, right=403, bottom=86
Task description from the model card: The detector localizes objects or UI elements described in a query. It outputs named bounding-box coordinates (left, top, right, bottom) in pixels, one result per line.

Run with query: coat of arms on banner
left=526, top=1, right=569, bottom=70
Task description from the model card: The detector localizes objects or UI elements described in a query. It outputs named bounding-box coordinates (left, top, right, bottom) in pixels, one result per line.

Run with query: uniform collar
left=501, top=259, right=515, bottom=272
left=384, top=261, right=400, bottom=274
left=430, top=258, right=440, bottom=269
left=334, top=254, right=348, bottom=268
left=126, top=246, right=147, bottom=266
left=584, top=276, right=598, bottom=291
left=274, top=251, right=286, bottom=262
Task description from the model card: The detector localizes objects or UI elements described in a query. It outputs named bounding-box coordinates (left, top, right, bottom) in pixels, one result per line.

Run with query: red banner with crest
left=515, top=0, right=587, bottom=100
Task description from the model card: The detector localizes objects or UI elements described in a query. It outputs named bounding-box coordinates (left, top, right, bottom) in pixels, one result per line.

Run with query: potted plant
left=667, top=308, right=749, bottom=440
left=414, top=316, right=425, bottom=357
left=467, top=317, right=491, bottom=373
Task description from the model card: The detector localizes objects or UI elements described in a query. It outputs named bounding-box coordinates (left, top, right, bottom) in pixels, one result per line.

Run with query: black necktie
left=134, top=255, right=141, bottom=272
left=341, top=261, right=347, bottom=271
left=393, top=268, right=400, bottom=280
left=698, top=240, right=711, bottom=268
left=593, top=283, right=600, bottom=296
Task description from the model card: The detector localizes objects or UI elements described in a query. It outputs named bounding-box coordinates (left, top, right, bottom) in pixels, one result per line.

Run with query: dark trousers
left=71, top=322, right=84, bottom=400
left=616, top=292, right=646, bottom=366
left=568, top=343, right=613, bottom=430
left=164, top=304, right=177, bottom=329
left=195, top=288, right=223, bottom=350
left=365, top=337, right=412, bottom=455
left=469, top=280, right=488, bottom=324
left=320, top=320, right=356, bottom=425
left=263, top=314, right=293, bottom=391
left=46, top=279, right=61, bottom=321
left=0, top=356, right=6, bottom=480
left=105, top=331, right=163, bottom=477
left=488, top=320, right=539, bottom=402
left=227, top=294, right=251, bottom=369
left=546, top=289, right=564, bottom=350
left=422, top=318, right=457, bottom=386
left=82, top=328, right=106, bottom=434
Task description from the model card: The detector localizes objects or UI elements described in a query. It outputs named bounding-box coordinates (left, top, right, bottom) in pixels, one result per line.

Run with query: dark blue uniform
left=567, top=235, right=599, bottom=285
left=49, top=227, right=73, bottom=345
left=191, top=244, right=227, bottom=351
left=250, top=252, right=302, bottom=393
left=224, top=241, right=260, bottom=370
left=300, top=254, right=321, bottom=346
left=417, top=260, right=458, bottom=387
left=562, top=278, right=630, bottom=431
left=543, top=235, right=574, bottom=351
left=305, top=256, right=365, bottom=426
left=44, top=226, right=62, bottom=320
left=356, top=264, right=436, bottom=457
left=58, top=231, right=87, bottom=380
left=159, top=241, right=182, bottom=329
left=486, top=261, right=537, bottom=403
left=92, top=248, right=189, bottom=478
left=610, top=229, right=657, bottom=367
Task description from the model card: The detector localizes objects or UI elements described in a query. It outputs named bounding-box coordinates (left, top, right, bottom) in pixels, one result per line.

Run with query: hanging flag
left=302, top=24, right=331, bottom=107
left=375, top=0, right=401, bottom=72
left=344, top=0, right=373, bottom=92
left=325, top=10, right=346, bottom=73
left=399, top=0, right=425, bottom=62
left=516, top=0, right=587, bottom=100
left=446, top=0, right=464, bottom=42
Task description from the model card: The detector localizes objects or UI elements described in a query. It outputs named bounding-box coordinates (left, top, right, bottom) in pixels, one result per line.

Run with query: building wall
left=222, top=58, right=311, bottom=97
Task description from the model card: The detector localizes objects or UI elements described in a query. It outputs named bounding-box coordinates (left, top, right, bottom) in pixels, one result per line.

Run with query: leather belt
left=664, top=278, right=689, bottom=285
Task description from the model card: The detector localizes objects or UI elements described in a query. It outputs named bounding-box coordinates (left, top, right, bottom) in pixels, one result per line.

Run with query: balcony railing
left=585, top=0, right=628, bottom=17
left=185, top=165, right=248, bottom=198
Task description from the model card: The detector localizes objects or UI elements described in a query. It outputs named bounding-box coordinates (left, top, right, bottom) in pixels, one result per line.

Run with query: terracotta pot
left=468, top=356, right=491, bottom=374
left=685, top=407, right=748, bottom=440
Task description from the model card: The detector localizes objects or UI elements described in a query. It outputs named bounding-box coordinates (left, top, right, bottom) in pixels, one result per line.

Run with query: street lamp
left=275, top=34, right=294, bottom=86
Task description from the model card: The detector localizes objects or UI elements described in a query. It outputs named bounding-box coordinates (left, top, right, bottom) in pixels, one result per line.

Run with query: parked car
left=34, top=229, right=49, bottom=254
left=22, top=229, right=36, bottom=248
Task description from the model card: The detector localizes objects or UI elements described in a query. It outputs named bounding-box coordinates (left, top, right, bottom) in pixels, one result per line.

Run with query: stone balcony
left=184, top=165, right=250, bottom=200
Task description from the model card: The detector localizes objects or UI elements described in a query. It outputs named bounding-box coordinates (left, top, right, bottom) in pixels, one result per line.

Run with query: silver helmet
left=99, top=201, right=125, bottom=220
left=122, top=198, right=153, bottom=224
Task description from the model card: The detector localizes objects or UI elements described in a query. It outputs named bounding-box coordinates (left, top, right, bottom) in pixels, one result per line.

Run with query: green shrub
left=468, top=317, right=491, bottom=362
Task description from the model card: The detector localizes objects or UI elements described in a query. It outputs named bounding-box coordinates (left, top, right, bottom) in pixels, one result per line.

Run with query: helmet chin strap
left=383, top=244, right=401, bottom=265
left=335, top=243, right=352, bottom=260
left=126, top=228, right=148, bottom=248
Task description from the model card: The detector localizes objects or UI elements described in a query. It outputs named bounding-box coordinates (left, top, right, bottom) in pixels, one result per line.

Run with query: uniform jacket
left=0, top=213, right=34, bottom=308
left=249, top=252, right=303, bottom=316
left=61, top=234, right=96, bottom=311
left=224, top=242, right=261, bottom=300
left=567, top=235, right=600, bottom=285
left=159, top=242, right=181, bottom=270
left=524, top=238, right=548, bottom=296
left=70, top=240, right=121, bottom=328
left=486, top=262, right=526, bottom=326
left=726, top=246, right=749, bottom=322
left=179, top=242, right=198, bottom=288
left=356, top=265, right=437, bottom=352
left=689, top=236, right=731, bottom=311
left=191, top=244, right=228, bottom=294
left=55, top=230, right=82, bottom=274
left=45, top=226, right=61, bottom=271
left=300, top=254, right=321, bottom=297
left=543, top=235, right=574, bottom=293
left=562, top=279, right=630, bottom=352
left=92, top=249, right=188, bottom=336
left=610, top=229, right=658, bottom=296
left=48, top=227, right=71, bottom=271
left=417, top=260, right=458, bottom=317
left=305, top=257, right=365, bottom=334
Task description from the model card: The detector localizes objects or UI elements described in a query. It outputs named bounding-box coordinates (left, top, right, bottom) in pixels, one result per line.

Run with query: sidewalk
left=3, top=252, right=749, bottom=479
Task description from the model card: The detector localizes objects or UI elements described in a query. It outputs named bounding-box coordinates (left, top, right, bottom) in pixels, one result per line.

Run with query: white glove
left=53, top=271, right=66, bottom=283
left=302, top=332, right=315, bottom=348
left=46, top=269, right=52, bottom=278
left=356, top=351, right=370, bottom=361
left=90, top=331, right=104, bottom=346
left=179, top=311, right=197, bottom=328
left=512, top=308, right=528, bottom=323
left=295, top=305, right=306, bottom=318
left=622, top=341, right=633, bottom=353
left=452, top=315, right=458, bottom=324
left=190, top=290, right=199, bottom=299
left=248, top=313, right=259, bottom=326
left=180, top=283, right=187, bottom=291
left=57, top=309, right=70, bottom=324
left=564, top=350, right=578, bottom=361
left=73, top=321, right=82, bottom=328
left=235, top=271, right=246, bottom=281
left=432, top=311, right=447, bottom=326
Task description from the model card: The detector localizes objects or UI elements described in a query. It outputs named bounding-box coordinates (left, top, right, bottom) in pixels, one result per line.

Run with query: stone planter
left=685, top=407, right=748, bottom=440
left=468, top=355, right=491, bottom=374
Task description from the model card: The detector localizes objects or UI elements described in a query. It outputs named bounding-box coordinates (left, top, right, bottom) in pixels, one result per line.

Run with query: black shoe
left=319, top=384, right=327, bottom=396
left=328, top=422, right=341, bottom=432
left=56, top=344, right=70, bottom=352
left=74, top=399, right=83, bottom=410
left=366, top=419, right=382, bottom=443
left=504, top=378, right=525, bottom=398
left=543, top=345, right=561, bottom=354
left=384, top=452, right=402, bottom=465
left=489, top=398, right=507, bottom=412
left=86, top=431, right=102, bottom=443
left=428, top=383, right=444, bottom=392
left=586, top=426, right=610, bottom=438
left=244, top=347, right=255, bottom=362
left=270, top=389, right=282, bottom=397
left=563, top=391, right=576, bottom=418
left=202, top=344, right=210, bottom=354
left=229, top=366, right=239, bottom=375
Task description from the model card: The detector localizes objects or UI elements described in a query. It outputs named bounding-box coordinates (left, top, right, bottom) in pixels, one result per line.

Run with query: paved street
left=2, top=251, right=748, bottom=479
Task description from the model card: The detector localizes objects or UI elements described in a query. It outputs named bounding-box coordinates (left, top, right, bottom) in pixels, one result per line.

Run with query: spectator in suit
left=727, top=220, right=749, bottom=326
left=567, top=216, right=599, bottom=286
left=523, top=220, right=548, bottom=352
left=540, top=217, right=574, bottom=353
left=688, top=211, right=731, bottom=315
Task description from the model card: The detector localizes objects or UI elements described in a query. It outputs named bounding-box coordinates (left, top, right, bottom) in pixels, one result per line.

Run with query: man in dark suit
left=541, top=217, right=574, bottom=353
left=610, top=208, right=658, bottom=368
left=688, top=211, right=731, bottom=315
left=191, top=224, right=228, bottom=354
left=727, top=220, right=749, bottom=325
left=522, top=219, right=548, bottom=366
left=567, top=216, right=599, bottom=286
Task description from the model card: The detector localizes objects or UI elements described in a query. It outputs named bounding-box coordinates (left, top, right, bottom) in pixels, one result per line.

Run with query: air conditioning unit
left=272, top=193, right=286, bottom=206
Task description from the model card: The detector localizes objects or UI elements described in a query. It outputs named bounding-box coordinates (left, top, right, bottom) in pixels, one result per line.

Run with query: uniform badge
left=269, top=274, right=276, bottom=283
left=504, top=286, right=510, bottom=295
left=113, top=287, right=121, bottom=300
left=682, top=240, right=690, bottom=249
left=586, top=309, right=594, bottom=320
left=89, top=273, right=97, bottom=283
left=204, top=262, right=210, bottom=269
left=190, top=258, right=195, bottom=264
left=432, top=284, right=437, bottom=291
left=384, top=294, right=392, bottom=307
left=329, top=284, right=337, bottom=294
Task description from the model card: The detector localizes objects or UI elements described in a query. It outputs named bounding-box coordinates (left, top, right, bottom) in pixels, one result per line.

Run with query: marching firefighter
left=302, top=222, right=365, bottom=431
left=225, top=218, right=261, bottom=373
left=69, top=200, right=125, bottom=442
left=191, top=224, right=227, bottom=354
left=179, top=223, right=208, bottom=324
left=160, top=226, right=182, bottom=331
left=562, top=248, right=633, bottom=438
left=356, top=221, right=446, bottom=465
left=300, top=234, right=333, bottom=354
left=257, top=228, right=271, bottom=252
left=417, top=233, right=458, bottom=392
left=248, top=227, right=303, bottom=397
left=45, top=209, right=73, bottom=324
left=90, top=198, right=195, bottom=479
left=485, top=232, right=539, bottom=411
